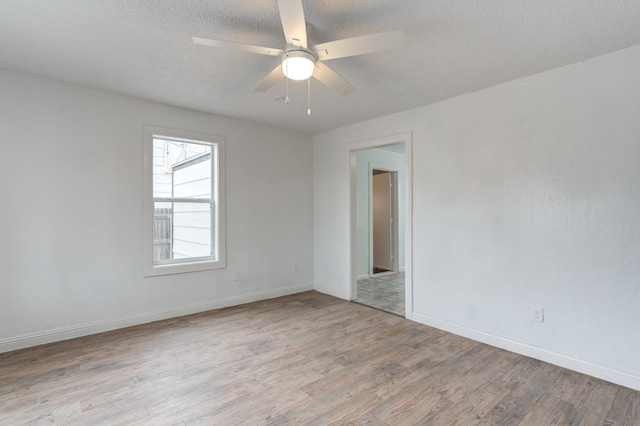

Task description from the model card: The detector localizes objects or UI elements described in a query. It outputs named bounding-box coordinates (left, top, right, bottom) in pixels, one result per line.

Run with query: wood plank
left=570, top=377, right=621, bottom=425
left=604, top=385, right=640, bottom=426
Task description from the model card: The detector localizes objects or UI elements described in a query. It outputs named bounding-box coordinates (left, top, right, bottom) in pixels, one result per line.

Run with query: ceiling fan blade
left=254, top=65, right=284, bottom=92
left=313, top=30, right=404, bottom=60
left=313, top=62, right=354, bottom=96
left=277, top=0, right=307, bottom=48
left=192, top=37, right=282, bottom=56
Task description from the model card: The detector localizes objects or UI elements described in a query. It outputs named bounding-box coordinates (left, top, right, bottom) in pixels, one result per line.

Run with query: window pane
left=153, top=202, right=173, bottom=262
left=153, top=138, right=211, bottom=199
left=153, top=201, right=213, bottom=263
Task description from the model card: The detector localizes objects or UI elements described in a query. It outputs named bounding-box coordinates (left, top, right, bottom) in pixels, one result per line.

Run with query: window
left=143, top=126, right=225, bottom=276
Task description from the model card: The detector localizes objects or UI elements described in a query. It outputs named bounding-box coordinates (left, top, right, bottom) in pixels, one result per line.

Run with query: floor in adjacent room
left=355, top=271, right=405, bottom=316
left=1, top=291, right=638, bottom=425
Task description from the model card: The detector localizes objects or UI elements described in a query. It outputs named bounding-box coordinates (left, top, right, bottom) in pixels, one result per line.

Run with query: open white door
left=371, top=170, right=397, bottom=274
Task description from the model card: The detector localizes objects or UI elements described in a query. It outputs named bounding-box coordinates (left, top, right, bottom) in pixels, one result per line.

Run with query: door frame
left=369, top=164, right=399, bottom=276
left=348, top=132, right=413, bottom=319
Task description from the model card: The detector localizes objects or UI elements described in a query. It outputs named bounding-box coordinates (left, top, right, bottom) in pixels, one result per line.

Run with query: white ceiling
left=1, top=1, right=639, bottom=134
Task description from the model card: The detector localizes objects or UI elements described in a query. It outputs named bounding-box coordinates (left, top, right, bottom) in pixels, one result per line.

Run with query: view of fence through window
left=152, top=137, right=213, bottom=263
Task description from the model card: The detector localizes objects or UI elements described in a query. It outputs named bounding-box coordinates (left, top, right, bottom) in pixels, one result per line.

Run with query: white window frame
left=143, top=125, right=226, bottom=276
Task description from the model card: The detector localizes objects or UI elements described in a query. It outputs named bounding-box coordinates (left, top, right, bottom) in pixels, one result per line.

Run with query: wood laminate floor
left=1, top=291, right=638, bottom=425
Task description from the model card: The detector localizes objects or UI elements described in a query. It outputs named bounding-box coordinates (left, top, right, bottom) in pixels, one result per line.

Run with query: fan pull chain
left=307, top=78, right=311, bottom=116
left=285, top=76, right=289, bottom=104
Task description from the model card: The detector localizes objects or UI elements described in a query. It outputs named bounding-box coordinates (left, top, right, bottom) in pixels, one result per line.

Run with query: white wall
left=314, top=45, right=640, bottom=390
left=0, top=70, right=314, bottom=352
left=355, top=148, right=405, bottom=277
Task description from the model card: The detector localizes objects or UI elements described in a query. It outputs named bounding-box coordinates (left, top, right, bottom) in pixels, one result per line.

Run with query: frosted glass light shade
left=282, top=50, right=315, bottom=81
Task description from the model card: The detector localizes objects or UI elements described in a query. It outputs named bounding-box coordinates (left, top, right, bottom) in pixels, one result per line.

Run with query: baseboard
left=314, top=284, right=350, bottom=301
left=0, top=283, right=313, bottom=354
left=412, top=311, right=640, bottom=391
left=357, top=274, right=369, bottom=280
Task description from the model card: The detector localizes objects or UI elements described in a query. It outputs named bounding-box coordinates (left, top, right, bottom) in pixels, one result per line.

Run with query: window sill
left=143, top=258, right=226, bottom=277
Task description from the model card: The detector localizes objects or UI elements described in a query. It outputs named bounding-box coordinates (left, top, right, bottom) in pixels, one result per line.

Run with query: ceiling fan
left=192, top=0, right=404, bottom=98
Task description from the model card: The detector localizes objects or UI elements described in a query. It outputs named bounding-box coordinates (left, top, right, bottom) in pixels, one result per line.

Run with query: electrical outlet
left=233, top=272, right=240, bottom=281
left=531, top=307, right=544, bottom=323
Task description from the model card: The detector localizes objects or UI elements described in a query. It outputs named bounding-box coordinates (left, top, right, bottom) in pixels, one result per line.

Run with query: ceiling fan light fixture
left=282, top=50, right=316, bottom=80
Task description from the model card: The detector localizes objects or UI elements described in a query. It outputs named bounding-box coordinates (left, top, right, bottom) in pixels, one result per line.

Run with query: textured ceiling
left=1, top=1, right=639, bottom=134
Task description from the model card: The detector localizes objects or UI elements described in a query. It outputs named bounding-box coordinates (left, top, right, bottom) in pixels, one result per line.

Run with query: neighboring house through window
left=143, top=126, right=226, bottom=276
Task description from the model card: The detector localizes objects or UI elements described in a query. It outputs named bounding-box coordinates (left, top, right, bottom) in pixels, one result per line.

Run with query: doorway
left=371, top=169, right=398, bottom=275
left=349, top=140, right=410, bottom=317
